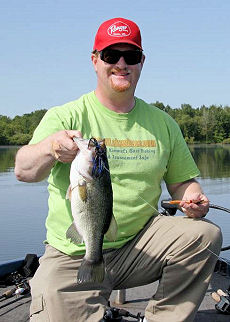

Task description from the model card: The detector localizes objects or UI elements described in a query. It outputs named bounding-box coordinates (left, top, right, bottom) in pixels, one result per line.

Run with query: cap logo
left=107, top=21, right=131, bottom=37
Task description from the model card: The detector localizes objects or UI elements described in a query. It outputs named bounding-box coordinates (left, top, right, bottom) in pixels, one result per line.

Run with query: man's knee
left=196, top=219, right=221, bottom=245
left=184, top=218, right=222, bottom=254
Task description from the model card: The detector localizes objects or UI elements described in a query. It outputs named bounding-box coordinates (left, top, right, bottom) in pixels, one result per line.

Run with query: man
left=15, top=17, right=222, bottom=322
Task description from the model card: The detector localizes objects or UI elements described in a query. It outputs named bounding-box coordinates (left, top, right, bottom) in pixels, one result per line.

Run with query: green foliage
left=10, top=134, right=32, bottom=145
left=151, top=102, right=230, bottom=143
left=1, top=103, right=230, bottom=145
left=223, top=138, right=230, bottom=144
left=0, top=109, right=47, bottom=145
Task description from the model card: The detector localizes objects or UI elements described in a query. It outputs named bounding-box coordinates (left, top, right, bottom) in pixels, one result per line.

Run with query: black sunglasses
left=99, top=48, right=143, bottom=65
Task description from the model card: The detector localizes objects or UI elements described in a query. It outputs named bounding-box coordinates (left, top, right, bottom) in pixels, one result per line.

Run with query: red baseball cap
left=93, top=17, right=142, bottom=51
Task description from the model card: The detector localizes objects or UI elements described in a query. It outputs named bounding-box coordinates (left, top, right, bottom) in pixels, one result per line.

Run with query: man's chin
left=111, top=81, right=131, bottom=92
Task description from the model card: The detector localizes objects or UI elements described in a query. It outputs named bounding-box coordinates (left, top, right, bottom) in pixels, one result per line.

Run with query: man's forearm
left=15, top=137, right=56, bottom=183
left=167, top=179, right=203, bottom=200
left=14, top=130, right=82, bottom=183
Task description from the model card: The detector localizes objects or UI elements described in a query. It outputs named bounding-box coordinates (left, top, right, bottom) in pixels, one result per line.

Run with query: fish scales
left=66, top=138, right=117, bottom=284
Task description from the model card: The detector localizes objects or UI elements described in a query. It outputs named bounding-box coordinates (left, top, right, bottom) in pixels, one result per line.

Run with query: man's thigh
left=29, top=216, right=221, bottom=321
left=30, top=245, right=112, bottom=322
left=104, top=215, right=221, bottom=290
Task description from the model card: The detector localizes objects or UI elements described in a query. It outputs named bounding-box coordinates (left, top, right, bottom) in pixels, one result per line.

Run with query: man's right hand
left=51, top=130, right=82, bottom=163
left=15, top=130, right=83, bottom=183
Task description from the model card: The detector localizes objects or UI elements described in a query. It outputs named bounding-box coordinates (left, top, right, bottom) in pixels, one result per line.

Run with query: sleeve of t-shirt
left=29, top=107, right=70, bottom=145
left=163, top=122, right=200, bottom=184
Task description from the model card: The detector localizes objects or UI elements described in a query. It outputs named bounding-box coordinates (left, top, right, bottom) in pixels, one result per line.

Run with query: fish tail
left=77, top=258, right=105, bottom=284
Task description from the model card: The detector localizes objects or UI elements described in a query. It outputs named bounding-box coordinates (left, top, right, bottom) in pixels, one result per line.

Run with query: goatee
left=110, top=67, right=131, bottom=92
left=111, top=80, right=131, bottom=92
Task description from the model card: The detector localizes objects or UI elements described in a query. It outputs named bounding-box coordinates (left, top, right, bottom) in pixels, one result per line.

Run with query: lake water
left=0, top=145, right=230, bottom=263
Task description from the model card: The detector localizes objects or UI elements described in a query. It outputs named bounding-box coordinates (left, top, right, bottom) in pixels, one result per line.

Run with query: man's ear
left=91, top=53, right=99, bottom=72
left=141, top=54, right=145, bottom=68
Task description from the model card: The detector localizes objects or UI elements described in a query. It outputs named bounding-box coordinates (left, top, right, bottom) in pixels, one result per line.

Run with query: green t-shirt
left=30, top=91, right=200, bottom=255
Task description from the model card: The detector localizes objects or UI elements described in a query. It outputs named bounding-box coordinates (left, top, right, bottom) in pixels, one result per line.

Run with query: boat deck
left=109, top=272, right=230, bottom=321
left=0, top=270, right=229, bottom=322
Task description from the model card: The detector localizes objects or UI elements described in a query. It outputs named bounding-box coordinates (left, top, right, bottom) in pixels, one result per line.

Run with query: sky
left=1, top=0, right=229, bottom=118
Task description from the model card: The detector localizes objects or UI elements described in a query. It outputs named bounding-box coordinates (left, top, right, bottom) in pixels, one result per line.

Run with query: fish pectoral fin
left=66, top=185, right=72, bottom=201
left=66, top=223, right=83, bottom=244
left=105, top=214, right=118, bottom=242
left=78, top=179, right=87, bottom=201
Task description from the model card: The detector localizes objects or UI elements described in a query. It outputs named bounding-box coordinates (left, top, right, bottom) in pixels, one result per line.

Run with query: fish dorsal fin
left=105, top=214, right=118, bottom=242
left=66, top=222, right=83, bottom=245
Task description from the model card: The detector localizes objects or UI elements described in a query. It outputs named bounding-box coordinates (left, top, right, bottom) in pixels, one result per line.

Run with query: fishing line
left=138, top=195, right=225, bottom=262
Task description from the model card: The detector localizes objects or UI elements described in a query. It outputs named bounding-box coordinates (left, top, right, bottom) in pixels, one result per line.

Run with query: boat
left=0, top=254, right=230, bottom=321
left=1, top=200, right=230, bottom=321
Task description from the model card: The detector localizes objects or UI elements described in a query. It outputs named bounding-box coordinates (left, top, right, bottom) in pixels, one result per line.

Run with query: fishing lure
left=88, top=138, right=108, bottom=178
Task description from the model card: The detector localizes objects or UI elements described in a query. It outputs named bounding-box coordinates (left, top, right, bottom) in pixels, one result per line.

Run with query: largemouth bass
left=66, top=137, right=117, bottom=284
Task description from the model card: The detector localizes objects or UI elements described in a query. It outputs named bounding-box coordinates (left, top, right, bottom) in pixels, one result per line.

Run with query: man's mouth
left=112, top=72, right=129, bottom=77
left=111, top=69, right=130, bottom=77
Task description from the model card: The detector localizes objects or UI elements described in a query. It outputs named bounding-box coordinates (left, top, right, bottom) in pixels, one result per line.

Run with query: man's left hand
left=179, top=193, right=209, bottom=218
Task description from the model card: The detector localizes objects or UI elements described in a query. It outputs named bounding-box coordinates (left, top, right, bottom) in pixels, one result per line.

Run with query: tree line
left=153, top=102, right=230, bottom=144
left=0, top=103, right=230, bottom=145
left=0, top=109, right=47, bottom=145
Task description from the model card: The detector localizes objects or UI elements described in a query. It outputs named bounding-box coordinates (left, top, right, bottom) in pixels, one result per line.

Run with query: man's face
left=92, top=44, right=145, bottom=95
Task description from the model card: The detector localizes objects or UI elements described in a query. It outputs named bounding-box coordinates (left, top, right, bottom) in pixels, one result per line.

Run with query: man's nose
left=115, top=56, right=127, bottom=68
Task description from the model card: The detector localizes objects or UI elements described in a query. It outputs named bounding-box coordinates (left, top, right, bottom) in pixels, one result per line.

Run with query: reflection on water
left=189, top=144, right=230, bottom=178
left=0, top=145, right=230, bottom=262
left=1, top=144, right=230, bottom=178
left=0, top=146, right=18, bottom=172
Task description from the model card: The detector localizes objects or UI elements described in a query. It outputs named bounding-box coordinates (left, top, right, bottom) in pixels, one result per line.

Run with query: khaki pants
left=30, top=215, right=222, bottom=322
